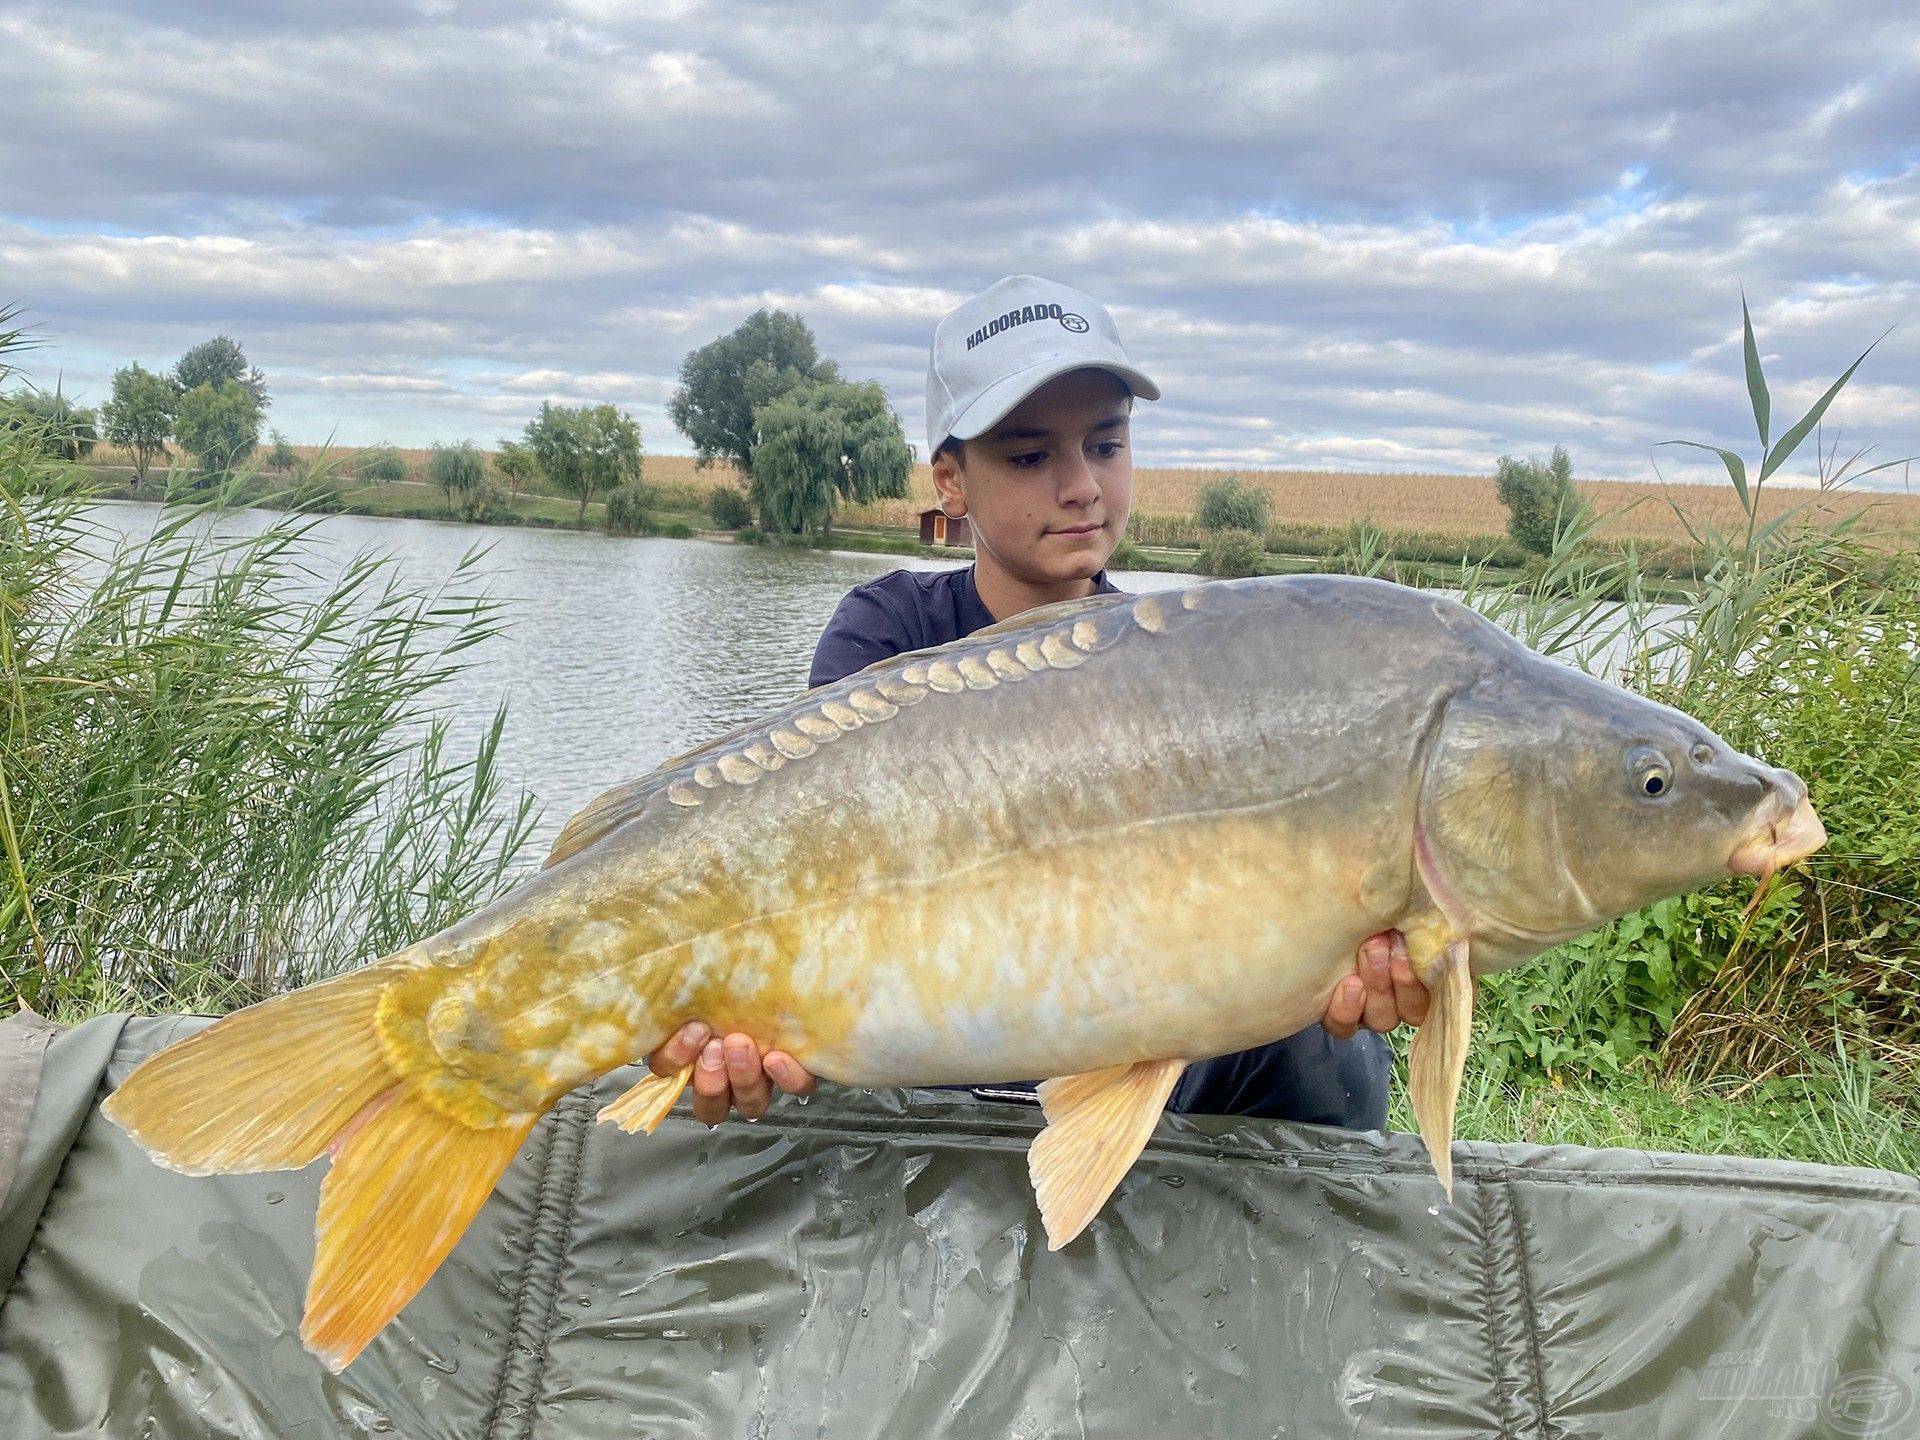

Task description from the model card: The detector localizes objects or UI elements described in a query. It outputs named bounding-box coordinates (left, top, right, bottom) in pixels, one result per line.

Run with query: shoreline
left=82, top=468, right=1703, bottom=598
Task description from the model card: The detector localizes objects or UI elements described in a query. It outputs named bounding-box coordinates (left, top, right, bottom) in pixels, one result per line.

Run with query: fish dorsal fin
left=963, top=589, right=1135, bottom=643
left=545, top=719, right=751, bottom=868
left=1028, top=1057, right=1186, bottom=1250
left=545, top=588, right=1153, bottom=869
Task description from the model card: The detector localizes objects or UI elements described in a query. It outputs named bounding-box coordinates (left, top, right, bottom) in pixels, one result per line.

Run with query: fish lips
left=1726, top=779, right=1828, bottom=879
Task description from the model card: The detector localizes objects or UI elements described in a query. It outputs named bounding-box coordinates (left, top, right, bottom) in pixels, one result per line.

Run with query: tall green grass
left=0, top=334, right=536, bottom=1018
left=1413, top=303, right=1919, bottom=1148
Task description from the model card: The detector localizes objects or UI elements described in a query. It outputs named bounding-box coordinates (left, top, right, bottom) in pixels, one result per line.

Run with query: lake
left=82, top=504, right=1205, bottom=852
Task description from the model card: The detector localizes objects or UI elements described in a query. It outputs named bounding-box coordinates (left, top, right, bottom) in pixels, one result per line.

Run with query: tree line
left=2, top=335, right=275, bottom=486
left=20, top=308, right=913, bottom=537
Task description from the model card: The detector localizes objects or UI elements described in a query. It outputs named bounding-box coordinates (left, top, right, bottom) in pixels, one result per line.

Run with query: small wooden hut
left=918, top=508, right=973, bottom=548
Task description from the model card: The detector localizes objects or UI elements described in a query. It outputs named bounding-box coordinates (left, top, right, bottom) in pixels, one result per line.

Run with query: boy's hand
left=1322, top=930, right=1429, bottom=1039
left=647, top=1022, right=817, bottom=1126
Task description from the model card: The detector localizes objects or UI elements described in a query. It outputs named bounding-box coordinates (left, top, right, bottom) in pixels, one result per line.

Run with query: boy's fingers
left=764, top=1050, right=818, bottom=1096
left=1322, top=976, right=1364, bottom=1040
left=723, top=1033, right=772, bottom=1119
left=650, top=1020, right=710, bottom=1076
left=1359, top=931, right=1399, bottom=1033
left=1388, top=932, right=1430, bottom=1027
left=691, top=1038, right=731, bottom=1127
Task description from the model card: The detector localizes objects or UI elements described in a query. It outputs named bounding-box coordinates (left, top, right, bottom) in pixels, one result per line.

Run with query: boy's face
left=931, top=368, right=1134, bottom=588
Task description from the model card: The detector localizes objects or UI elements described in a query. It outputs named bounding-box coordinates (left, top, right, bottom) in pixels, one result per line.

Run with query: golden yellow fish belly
left=376, top=799, right=1412, bottom=1121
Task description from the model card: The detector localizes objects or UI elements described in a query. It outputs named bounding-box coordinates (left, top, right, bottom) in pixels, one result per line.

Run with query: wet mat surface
left=2, top=1014, right=1916, bottom=1438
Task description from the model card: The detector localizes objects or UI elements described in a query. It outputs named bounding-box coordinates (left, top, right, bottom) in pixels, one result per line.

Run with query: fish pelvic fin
left=596, top=1063, right=693, bottom=1134
left=1029, top=1057, right=1186, bottom=1251
left=101, top=966, right=397, bottom=1176
left=302, top=1086, right=535, bottom=1372
left=1408, top=937, right=1474, bottom=1201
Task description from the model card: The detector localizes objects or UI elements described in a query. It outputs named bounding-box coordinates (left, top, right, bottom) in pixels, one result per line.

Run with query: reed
left=1, top=361, right=537, bottom=1018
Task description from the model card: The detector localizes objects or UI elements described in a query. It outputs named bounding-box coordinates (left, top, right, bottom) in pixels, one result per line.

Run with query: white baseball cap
left=924, top=275, right=1160, bottom=456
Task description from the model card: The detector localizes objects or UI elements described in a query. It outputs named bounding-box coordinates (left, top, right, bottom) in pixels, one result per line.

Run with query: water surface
left=84, top=504, right=1202, bottom=850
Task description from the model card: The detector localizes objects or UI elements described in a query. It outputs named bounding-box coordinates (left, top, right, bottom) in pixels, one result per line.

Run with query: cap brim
left=946, top=357, right=1161, bottom=445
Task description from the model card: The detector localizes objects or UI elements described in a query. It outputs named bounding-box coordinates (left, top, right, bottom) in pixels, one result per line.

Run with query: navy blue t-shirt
left=808, top=564, right=1393, bottom=1132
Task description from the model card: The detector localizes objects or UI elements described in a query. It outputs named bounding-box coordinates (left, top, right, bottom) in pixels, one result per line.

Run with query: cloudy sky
left=2, top=0, right=1916, bottom=485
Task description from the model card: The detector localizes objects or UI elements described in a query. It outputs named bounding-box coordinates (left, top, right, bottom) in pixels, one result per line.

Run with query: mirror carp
left=103, top=575, right=1826, bottom=1369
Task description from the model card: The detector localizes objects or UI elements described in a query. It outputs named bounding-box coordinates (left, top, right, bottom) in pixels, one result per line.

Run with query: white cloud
left=0, top=0, right=1913, bottom=485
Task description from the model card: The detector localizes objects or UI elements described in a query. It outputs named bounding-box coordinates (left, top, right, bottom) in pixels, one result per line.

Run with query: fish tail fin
left=102, top=963, right=540, bottom=1370
left=102, top=966, right=398, bottom=1175
left=302, top=1087, right=535, bottom=1371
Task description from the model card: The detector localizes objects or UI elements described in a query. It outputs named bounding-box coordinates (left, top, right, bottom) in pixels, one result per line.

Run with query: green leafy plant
left=172, top=381, right=259, bottom=478
left=0, top=324, right=536, bottom=1015
left=1494, top=445, right=1588, bottom=555
left=707, top=486, right=754, bottom=529
left=1195, top=474, right=1272, bottom=533
left=356, top=446, right=407, bottom=483
left=526, top=402, right=644, bottom=521
left=1197, top=527, right=1265, bottom=578
left=604, top=479, right=661, bottom=535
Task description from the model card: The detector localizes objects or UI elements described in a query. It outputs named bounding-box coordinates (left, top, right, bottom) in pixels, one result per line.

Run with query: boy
left=654, top=276, right=1428, bottom=1127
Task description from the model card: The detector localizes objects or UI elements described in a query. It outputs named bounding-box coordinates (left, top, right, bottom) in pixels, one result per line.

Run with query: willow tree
left=749, top=380, right=911, bottom=535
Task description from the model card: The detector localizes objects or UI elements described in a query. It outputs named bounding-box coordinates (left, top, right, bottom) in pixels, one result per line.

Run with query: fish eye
left=1628, top=746, right=1673, bottom=799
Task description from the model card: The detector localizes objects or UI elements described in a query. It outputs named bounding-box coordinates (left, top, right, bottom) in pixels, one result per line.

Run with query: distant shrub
left=1198, top=528, right=1266, bottom=578
left=266, top=431, right=300, bottom=474
left=604, top=479, right=661, bottom=535
left=358, top=447, right=406, bottom=483
left=657, top=521, right=694, bottom=539
left=707, top=486, right=754, bottom=529
left=1196, top=475, right=1271, bottom=534
left=2, top=389, right=99, bottom=462
left=734, top=526, right=769, bottom=545
left=1495, top=446, right=1588, bottom=555
left=1109, top=537, right=1146, bottom=571
left=456, top=477, right=509, bottom=524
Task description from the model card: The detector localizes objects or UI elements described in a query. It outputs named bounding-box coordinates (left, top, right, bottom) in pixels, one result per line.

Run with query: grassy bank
left=1392, top=1036, right=1920, bottom=1174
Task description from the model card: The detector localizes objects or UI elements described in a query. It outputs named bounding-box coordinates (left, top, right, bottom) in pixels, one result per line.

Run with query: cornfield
left=87, top=444, right=1920, bottom=548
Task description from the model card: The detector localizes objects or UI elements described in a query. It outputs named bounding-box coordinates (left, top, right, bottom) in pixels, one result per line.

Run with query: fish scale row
left=661, top=592, right=1191, bottom=809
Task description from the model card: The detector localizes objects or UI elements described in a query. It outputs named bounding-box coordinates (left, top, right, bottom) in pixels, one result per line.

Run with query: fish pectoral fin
left=596, top=1064, right=693, bottom=1134
left=1029, top=1057, right=1187, bottom=1251
left=1408, top=937, right=1474, bottom=1202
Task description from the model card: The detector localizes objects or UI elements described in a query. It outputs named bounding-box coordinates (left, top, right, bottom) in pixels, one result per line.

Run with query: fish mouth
left=1726, top=794, right=1828, bottom=878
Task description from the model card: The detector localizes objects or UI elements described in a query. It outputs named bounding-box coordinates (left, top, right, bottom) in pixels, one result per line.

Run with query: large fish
left=103, top=575, right=1824, bottom=1370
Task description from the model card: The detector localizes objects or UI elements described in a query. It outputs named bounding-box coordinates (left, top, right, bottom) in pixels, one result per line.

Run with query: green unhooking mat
left=0, top=1012, right=1915, bottom=1439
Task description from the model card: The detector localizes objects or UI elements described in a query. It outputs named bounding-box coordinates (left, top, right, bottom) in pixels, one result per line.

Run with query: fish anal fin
left=1408, top=937, right=1474, bottom=1201
left=1029, top=1057, right=1186, bottom=1251
left=596, top=1064, right=692, bottom=1134
left=302, top=1091, right=534, bottom=1372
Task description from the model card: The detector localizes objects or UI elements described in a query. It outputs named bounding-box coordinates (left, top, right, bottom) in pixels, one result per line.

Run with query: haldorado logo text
left=965, top=304, right=1088, bottom=350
